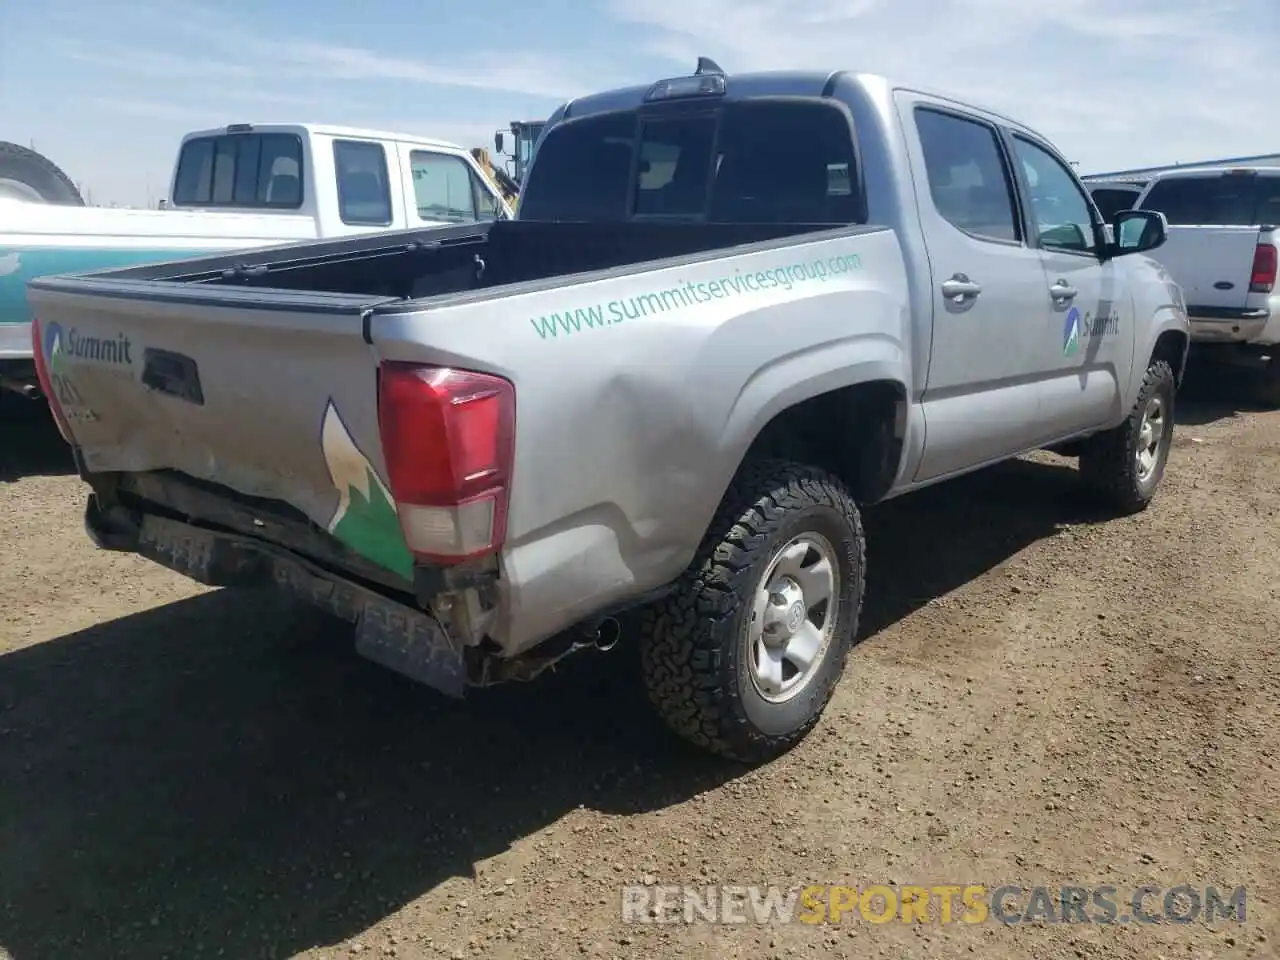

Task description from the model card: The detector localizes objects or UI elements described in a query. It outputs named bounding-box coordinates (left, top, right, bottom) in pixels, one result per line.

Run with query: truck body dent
left=369, top=225, right=910, bottom=654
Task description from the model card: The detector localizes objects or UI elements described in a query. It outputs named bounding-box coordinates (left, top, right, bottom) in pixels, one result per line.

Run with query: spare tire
left=0, top=141, right=85, bottom=205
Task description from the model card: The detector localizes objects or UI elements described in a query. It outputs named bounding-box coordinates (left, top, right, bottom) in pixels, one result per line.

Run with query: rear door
left=900, top=97, right=1056, bottom=482
left=1006, top=131, right=1136, bottom=437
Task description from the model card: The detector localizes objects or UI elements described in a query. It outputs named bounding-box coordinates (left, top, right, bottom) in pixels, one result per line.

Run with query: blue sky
left=1, top=0, right=1276, bottom=206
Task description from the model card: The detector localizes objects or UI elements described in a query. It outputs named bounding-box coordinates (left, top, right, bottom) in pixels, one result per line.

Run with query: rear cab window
left=516, top=97, right=865, bottom=224
left=1139, top=172, right=1279, bottom=225
left=173, top=132, right=304, bottom=208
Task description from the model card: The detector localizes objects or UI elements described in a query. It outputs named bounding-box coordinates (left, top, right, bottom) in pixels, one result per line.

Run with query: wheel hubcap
left=746, top=532, right=839, bottom=703
left=1136, top=393, right=1166, bottom=482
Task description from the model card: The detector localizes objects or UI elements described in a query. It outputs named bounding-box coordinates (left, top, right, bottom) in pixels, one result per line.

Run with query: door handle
left=1049, top=280, right=1078, bottom=302
left=941, top=274, right=982, bottom=302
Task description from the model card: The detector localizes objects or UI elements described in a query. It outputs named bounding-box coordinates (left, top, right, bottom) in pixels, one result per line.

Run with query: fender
left=695, top=332, right=911, bottom=532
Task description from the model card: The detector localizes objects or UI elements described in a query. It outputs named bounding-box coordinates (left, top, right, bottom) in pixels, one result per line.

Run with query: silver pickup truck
left=26, top=61, right=1189, bottom=763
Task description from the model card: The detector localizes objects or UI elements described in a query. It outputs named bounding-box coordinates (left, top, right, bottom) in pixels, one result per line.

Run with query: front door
left=394, top=144, right=506, bottom=227
left=901, top=98, right=1055, bottom=482
left=1006, top=133, right=1135, bottom=439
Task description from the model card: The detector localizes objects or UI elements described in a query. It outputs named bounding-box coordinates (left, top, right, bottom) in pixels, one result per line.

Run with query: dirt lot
left=1, top=364, right=1277, bottom=960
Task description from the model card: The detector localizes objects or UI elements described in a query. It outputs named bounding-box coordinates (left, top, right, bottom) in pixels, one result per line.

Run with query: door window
left=470, top=170, right=502, bottom=220
left=914, top=108, right=1020, bottom=244
left=410, top=152, right=478, bottom=222
left=333, top=139, right=392, bottom=226
left=1011, top=136, right=1099, bottom=254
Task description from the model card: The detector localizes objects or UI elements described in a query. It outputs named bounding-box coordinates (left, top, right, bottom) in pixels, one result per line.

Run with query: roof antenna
left=695, top=57, right=724, bottom=76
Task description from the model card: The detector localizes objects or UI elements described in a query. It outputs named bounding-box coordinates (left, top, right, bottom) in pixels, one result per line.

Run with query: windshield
left=516, top=99, right=864, bottom=224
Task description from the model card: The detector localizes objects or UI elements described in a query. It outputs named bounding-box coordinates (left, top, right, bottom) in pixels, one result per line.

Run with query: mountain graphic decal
left=1063, top=306, right=1081, bottom=356
left=46, top=322, right=67, bottom=376
left=321, top=399, right=414, bottom=580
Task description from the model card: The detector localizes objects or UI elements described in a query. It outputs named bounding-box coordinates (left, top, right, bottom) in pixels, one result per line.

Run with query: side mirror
left=494, top=131, right=505, bottom=154
left=1110, top=209, right=1167, bottom=257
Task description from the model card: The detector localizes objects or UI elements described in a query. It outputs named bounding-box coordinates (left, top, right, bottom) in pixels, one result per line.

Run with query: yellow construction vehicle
left=469, top=146, right=521, bottom=209
left=493, top=121, right=547, bottom=186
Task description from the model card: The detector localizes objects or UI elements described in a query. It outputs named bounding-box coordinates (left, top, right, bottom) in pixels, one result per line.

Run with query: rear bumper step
left=86, top=498, right=468, bottom=697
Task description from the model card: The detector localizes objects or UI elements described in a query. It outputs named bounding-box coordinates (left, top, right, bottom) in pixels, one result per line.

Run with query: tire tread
left=638, top=458, right=865, bottom=763
left=1079, top=359, right=1175, bottom=513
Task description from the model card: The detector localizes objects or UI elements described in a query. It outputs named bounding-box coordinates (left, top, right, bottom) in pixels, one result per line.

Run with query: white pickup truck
left=1120, top=167, right=1279, bottom=402
left=27, top=62, right=1188, bottom=762
left=0, top=123, right=513, bottom=396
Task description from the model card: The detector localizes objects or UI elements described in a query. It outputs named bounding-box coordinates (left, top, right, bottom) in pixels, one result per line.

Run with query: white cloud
left=52, top=1, right=603, bottom=101
left=607, top=0, right=1277, bottom=172
left=19, top=0, right=1277, bottom=205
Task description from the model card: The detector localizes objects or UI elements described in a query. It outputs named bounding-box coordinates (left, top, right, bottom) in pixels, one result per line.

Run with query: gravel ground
left=0, top=362, right=1277, bottom=960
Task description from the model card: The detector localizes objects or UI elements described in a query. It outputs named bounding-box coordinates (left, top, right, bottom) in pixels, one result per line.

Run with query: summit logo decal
left=1062, top=306, right=1120, bottom=356
left=43, top=321, right=133, bottom=367
left=320, top=399, right=414, bottom=580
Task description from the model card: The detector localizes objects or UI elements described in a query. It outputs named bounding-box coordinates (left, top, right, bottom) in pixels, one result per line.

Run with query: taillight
left=377, top=362, right=516, bottom=564
left=1250, top=242, right=1277, bottom=293
left=30, top=317, right=73, bottom=443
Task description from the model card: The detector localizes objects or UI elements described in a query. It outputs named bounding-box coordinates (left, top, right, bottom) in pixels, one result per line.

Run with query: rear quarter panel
left=371, top=227, right=911, bottom=648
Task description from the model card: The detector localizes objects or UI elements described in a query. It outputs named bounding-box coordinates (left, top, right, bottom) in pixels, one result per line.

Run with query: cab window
left=516, top=100, right=864, bottom=224
left=1142, top=173, right=1271, bottom=226
left=914, top=108, right=1020, bottom=244
left=410, top=152, right=478, bottom=223
left=333, top=139, right=392, bottom=226
left=1011, top=136, right=1099, bottom=254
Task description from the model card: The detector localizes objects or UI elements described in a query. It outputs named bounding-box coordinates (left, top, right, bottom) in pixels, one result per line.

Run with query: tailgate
left=26, top=277, right=414, bottom=578
left=1153, top=226, right=1263, bottom=311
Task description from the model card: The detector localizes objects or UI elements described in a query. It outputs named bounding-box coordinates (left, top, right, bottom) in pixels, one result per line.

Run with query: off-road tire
left=638, top=459, right=866, bottom=764
left=1079, top=359, right=1176, bottom=513
left=0, top=141, right=84, bottom=205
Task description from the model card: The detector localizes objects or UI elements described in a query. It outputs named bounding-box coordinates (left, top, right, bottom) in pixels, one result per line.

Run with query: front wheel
left=1078, top=359, right=1177, bottom=513
left=638, top=459, right=866, bottom=763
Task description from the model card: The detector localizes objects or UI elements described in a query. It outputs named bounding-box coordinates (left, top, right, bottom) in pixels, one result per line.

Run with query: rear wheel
left=638, top=459, right=865, bottom=763
left=1078, top=359, right=1176, bottom=513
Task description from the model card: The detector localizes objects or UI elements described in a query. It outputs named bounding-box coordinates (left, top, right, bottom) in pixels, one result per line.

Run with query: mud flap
left=127, top=512, right=468, bottom=697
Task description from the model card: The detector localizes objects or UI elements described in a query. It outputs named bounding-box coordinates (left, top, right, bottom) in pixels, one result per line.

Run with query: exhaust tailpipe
left=591, top=617, right=621, bottom=652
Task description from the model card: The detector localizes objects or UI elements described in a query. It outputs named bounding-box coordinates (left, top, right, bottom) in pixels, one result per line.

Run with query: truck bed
left=90, top=219, right=838, bottom=302
left=26, top=215, right=887, bottom=588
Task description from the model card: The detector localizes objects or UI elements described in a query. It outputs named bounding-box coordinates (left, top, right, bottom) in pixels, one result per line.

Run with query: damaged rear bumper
left=85, top=496, right=469, bottom=698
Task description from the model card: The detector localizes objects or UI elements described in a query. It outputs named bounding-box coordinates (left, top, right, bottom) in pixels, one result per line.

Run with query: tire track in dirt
left=0, top=395, right=1277, bottom=960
